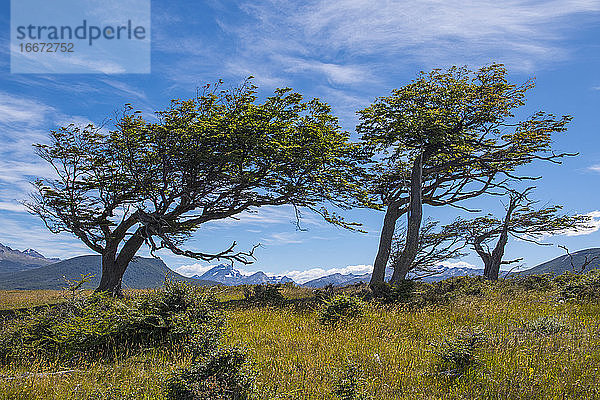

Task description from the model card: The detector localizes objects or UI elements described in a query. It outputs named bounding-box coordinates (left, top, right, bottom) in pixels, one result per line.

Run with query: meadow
left=1, top=276, right=600, bottom=399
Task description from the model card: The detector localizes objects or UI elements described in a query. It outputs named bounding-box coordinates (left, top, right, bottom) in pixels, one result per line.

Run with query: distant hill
left=194, top=264, right=294, bottom=286
left=0, top=255, right=216, bottom=290
left=0, top=243, right=60, bottom=273
left=522, top=248, right=600, bottom=276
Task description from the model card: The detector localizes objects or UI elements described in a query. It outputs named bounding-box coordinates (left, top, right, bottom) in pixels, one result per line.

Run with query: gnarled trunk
left=95, top=229, right=145, bottom=296
left=369, top=202, right=402, bottom=286
left=390, top=151, right=425, bottom=284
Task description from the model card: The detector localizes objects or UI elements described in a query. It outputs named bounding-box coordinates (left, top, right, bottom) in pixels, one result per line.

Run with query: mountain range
left=1, top=243, right=599, bottom=290
left=0, top=243, right=60, bottom=273
left=194, top=264, right=294, bottom=286
left=0, top=249, right=215, bottom=290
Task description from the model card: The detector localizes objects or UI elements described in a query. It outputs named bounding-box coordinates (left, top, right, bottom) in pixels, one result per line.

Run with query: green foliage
left=512, top=274, right=554, bottom=291
left=165, top=347, right=255, bottom=400
left=368, top=281, right=419, bottom=304
left=333, top=362, right=371, bottom=400
left=558, top=269, right=600, bottom=300
left=242, top=284, right=285, bottom=305
left=525, top=316, right=567, bottom=335
left=0, top=280, right=221, bottom=364
left=314, top=283, right=337, bottom=303
left=319, top=295, right=364, bottom=326
left=62, top=273, right=95, bottom=300
left=432, top=331, right=486, bottom=377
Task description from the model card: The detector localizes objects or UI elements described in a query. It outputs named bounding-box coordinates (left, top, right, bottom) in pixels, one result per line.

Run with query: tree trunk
left=485, top=229, right=509, bottom=280
left=390, top=151, right=426, bottom=284
left=95, top=229, right=145, bottom=296
left=96, top=255, right=128, bottom=297
left=369, top=202, right=401, bottom=286
left=482, top=197, right=517, bottom=280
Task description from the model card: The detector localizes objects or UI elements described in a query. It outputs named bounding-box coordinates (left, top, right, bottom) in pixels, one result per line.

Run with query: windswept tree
left=463, top=189, right=592, bottom=280
left=389, top=219, right=467, bottom=280
left=357, top=64, right=572, bottom=285
left=26, top=81, right=363, bottom=296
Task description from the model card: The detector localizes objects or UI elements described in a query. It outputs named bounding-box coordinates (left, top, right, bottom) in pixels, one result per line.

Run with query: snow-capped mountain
left=302, top=273, right=371, bottom=288
left=193, top=264, right=294, bottom=286
left=302, top=266, right=486, bottom=287
left=0, top=243, right=60, bottom=273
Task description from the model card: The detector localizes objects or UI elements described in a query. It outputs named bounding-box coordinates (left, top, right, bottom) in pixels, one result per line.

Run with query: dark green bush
left=242, top=284, right=285, bottom=305
left=432, top=331, right=485, bottom=377
left=0, top=280, right=221, bottom=364
left=558, top=270, right=600, bottom=300
left=332, top=362, right=371, bottom=400
left=314, top=284, right=337, bottom=303
left=368, top=281, right=418, bottom=304
left=319, top=295, right=364, bottom=326
left=512, top=274, right=554, bottom=291
left=165, top=347, right=254, bottom=400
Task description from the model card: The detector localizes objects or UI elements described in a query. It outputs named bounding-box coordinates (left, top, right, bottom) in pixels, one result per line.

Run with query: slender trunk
left=482, top=198, right=517, bottom=280
left=95, top=228, right=145, bottom=296
left=369, top=202, right=401, bottom=286
left=390, top=151, right=426, bottom=284
left=485, top=228, right=509, bottom=280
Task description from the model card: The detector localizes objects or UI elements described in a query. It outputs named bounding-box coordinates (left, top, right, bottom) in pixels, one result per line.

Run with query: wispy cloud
left=560, top=210, right=600, bottom=236
left=588, top=164, right=600, bottom=172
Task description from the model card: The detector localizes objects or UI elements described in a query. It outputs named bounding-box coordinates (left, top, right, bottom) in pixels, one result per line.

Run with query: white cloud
left=588, top=164, right=600, bottom=172
left=438, top=260, right=478, bottom=270
left=0, top=92, right=55, bottom=126
left=213, top=0, right=600, bottom=87
left=560, top=210, right=600, bottom=236
left=175, top=263, right=219, bottom=277
left=283, top=264, right=373, bottom=284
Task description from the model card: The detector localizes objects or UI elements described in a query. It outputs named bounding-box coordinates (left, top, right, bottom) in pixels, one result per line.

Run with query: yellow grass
left=1, top=285, right=600, bottom=399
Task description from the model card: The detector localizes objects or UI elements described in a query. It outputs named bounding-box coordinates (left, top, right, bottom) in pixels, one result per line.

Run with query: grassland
left=1, top=280, right=600, bottom=399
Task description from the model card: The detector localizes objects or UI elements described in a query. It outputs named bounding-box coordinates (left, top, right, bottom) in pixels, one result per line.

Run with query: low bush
left=432, top=331, right=486, bottom=377
left=0, top=280, right=221, bottom=364
left=319, top=295, right=364, bottom=326
left=525, top=316, right=567, bottom=335
left=512, top=274, right=554, bottom=291
left=242, top=284, right=285, bottom=305
left=165, top=347, right=255, bottom=400
left=332, top=362, right=371, bottom=400
left=558, top=270, right=600, bottom=301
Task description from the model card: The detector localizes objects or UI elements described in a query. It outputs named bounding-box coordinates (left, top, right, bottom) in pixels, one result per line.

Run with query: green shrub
left=0, top=280, right=221, bottom=364
left=314, top=284, right=337, bottom=303
left=512, top=274, right=554, bottom=291
left=319, top=295, right=364, bottom=326
left=432, top=331, right=485, bottom=377
left=525, top=316, right=566, bottom=335
left=332, top=362, right=371, bottom=400
left=558, top=270, right=600, bottom=301
left=368, top=281, right=418, bottom=304
left=429, top=276, right=487, bottom=300
left=165, top=347, right=255, bottom=400
left=242, top=284, right=285, bottom=305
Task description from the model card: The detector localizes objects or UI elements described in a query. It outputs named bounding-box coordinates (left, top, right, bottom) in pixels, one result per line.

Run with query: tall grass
left=1, top=278, right=600, bottom=399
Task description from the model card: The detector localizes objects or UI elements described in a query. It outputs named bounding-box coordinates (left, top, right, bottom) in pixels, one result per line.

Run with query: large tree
left=26, top=81, right=363, bottom=296
left=463, top=189, right=592, bottom=280
left=357, top=64, right=572, bottom=285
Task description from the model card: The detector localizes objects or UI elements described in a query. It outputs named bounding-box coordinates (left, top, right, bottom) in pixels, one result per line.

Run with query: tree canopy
left=357, top=64, right=572, bottom=285
left=26, top=80, right=363, bottom=295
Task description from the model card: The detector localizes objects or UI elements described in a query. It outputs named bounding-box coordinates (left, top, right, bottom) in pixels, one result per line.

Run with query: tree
left=26, top=81, right=363, bottom=296
left=389, top=219, right=467, bottom=280
left=463, top=189, right=592, bottom=280
left=357, top=64, right=572, bottom=285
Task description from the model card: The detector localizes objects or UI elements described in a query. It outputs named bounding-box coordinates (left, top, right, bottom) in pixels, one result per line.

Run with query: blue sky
left=1, top=1, right=599, bottom=283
